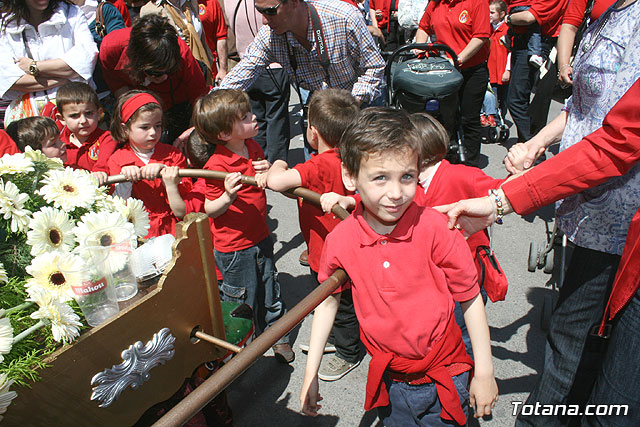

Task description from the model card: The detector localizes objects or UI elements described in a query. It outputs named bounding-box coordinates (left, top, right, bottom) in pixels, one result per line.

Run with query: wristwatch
left=28, top=61, right=39, bottom=76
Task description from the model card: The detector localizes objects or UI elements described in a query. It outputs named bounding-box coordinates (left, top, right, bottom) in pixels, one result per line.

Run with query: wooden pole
left=152, top=269, right=348, bottom=427
left=194, top=331, right=243, bottom=354
left=105, top=169, right=349, bottom=221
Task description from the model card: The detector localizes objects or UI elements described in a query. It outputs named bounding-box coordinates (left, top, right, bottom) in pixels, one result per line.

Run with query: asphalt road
left=226, top=94, right=566, bottom=427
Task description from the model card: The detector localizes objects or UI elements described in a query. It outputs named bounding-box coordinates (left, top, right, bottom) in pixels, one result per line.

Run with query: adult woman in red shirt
left=416, top=0, right=491, bottom=167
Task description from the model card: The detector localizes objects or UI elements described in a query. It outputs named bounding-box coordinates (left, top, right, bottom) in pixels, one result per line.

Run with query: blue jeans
left=482, top=89, right=497, bottom=116
left=214, top=236, right=288, bottom=344
left=510, top=6, right=542, bottom=57
left=516, top=246, right=620, bottom=426
left=583, top=289, right=640, bottom=425
left=378, top=371, right=470, bottom=426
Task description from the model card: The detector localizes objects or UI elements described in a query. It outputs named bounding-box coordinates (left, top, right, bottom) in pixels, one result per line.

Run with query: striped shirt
left=220, top=0, right=385, bottom=103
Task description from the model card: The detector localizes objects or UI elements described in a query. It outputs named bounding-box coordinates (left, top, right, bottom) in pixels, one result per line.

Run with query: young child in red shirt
left=5, top=116, right=67, bottom=163
left=107, top=90, right=192, bottom=238
left=194, top=89, right=293, bottom=364
left=55, top=82, right=118, bottom=185
left=488, top=0, right=510, bottom=123
left=300, top=108, right=498, bottom=425
left=266, top=89, right=363, bottom=380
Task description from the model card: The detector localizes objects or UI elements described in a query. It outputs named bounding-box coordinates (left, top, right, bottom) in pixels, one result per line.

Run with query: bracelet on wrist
left=489, top=189, right=504, bottom=225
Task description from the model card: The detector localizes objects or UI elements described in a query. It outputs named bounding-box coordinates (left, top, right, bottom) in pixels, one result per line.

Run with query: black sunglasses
left=255, top=0, right=286, bottom=16
left=144, top=69, right=170, bottom=77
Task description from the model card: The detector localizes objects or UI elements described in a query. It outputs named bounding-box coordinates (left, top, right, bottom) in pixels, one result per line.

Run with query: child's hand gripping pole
left=104, top=169, right=351, bottom=221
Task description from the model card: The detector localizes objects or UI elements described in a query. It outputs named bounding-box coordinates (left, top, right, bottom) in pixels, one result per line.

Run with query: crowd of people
left=1, top=0, right=639, bottom=425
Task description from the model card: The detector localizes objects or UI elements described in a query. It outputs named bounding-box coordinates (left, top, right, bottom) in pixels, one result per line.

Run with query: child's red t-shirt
left=62, top=127, right=117, bottom=173
left=293, top=148, right=353, bottom=272
left=107, top=143, right=191, bottom=238
left=203, top=139, right=270, bottom=252
left=488, top=22, right=509, bottom=85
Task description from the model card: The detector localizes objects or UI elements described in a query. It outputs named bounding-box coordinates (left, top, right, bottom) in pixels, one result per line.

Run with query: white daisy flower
left=28, top=287, right=82, bottom=344
left=38, top=168, right=99, bottom=212
left=0, top=373, right=18, bottom=419
left=117, top=198, right=150, bottom=238
left=74, top=211, right=135, bottom=272
left=26, top=207, right=76, bottom=256
left=0, top=318, right=13, bottom=363
left=0, top=180, right=31, bottom=233
left=25, top=252, right=86, bottom=302
left=95, top=194, right=125, bottom=214
left=0, top=152, right=34, bottom=176
left=0, top=262, right=7, bottom=284
left=23, top=146, right=64, bottom=170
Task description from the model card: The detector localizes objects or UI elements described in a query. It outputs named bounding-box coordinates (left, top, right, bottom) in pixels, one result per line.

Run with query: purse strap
left=572, top=0, right=597, bottom=57
left=96, top=1, right=107, bottom=39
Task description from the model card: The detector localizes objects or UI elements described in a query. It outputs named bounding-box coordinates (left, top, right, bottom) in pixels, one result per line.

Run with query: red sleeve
left=93, top=132, right=118, bottom=173
left=370, top=0, right=390, bottom=29
left=529, top=0, right=570, bottom=37
left=203, top=156, right=225, bottom=201
left=184, top=178, right=207, bottom=213
left=470, top=0, right=491, bottom=38
left=418, top=2, right=435, bottom=34
left=503, top=78, right=640, bottom=216
left=562, top=0, right=588, bottom=26
left=0, top=130, right=19, bottom=156
left=212, top=0, right=227, bottom=40
left=99, top=29, right=131, bottom=93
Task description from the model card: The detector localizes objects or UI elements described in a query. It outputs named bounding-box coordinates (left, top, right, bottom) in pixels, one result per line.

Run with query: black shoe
left=272, top=343, right=295, bottom=364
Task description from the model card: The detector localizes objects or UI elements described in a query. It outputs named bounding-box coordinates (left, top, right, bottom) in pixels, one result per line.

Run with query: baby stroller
left=480, top=84, right=509, bottom=144
left=385, top=43, right=466, bottom=163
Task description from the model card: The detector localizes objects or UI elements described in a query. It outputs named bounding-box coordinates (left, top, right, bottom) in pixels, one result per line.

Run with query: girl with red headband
left=107, top=90, right=192, bottom=238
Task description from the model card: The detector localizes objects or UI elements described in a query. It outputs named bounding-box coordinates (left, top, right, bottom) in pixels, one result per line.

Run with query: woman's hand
left=558, top=64, right=573, bottom=86
left=501, top=70, right=510, bottom=84
left=434, top=196, right=495, bottom=237
left=14, top=57, right=32, bottom=73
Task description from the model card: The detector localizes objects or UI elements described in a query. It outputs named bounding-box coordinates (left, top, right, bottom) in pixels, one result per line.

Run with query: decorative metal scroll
left=90, top=327, right=176, bottom=407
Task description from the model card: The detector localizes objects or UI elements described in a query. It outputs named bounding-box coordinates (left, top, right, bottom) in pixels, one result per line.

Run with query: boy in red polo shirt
left=266, top=89, right=363, bottom=381
left=56, top=82, right=117, bottom=185
left=195, top=89, right=293, bottom=364
left=300, top=108, right=498, bottom=425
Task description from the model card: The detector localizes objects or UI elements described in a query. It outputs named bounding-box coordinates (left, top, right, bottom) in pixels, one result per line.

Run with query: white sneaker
left=529, top=55, right=545, bottom=68
left=299, top=342, right=336, bottom=353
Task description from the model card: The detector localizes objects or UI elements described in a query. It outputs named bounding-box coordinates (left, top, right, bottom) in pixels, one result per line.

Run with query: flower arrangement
left=0, top=148, right=150, bottom=419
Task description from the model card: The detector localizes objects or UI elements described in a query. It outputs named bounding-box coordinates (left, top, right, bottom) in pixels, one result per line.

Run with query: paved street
left=226, top=95, right=565, bottom=427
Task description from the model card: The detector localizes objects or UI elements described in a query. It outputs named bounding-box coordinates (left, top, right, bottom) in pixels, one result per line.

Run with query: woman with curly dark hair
left=99, top=13, right=208, bottom=144
left=0, top=0, right=98, bottom=126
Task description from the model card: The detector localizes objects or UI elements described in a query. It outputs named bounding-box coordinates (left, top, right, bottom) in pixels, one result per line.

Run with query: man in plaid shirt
left=219, top=0, right=385, bottom=106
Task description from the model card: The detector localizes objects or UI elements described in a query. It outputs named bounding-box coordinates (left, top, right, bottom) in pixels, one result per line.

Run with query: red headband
left=121, top=93, right=161, bottom=123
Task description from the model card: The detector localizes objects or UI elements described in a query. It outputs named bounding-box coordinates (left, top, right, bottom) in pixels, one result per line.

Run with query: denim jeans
left=510, top=6, right=542, bottom=57
left=248, top=68, right=291, bottom=163
left=378, top=371, right=470, bottom=426
left=516, top=246, right=620, bottom=427
left=482, top=89, right=498, bottom=116
left=214, top=236, right=288, bottom=344
left=582, top=288, right=640, bottom=425
left=507, top=39, right=538, bottom=142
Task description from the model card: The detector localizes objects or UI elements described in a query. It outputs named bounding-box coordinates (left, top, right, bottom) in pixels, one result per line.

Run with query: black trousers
left=459, top=62, right=490, bottom=166
left=247, top=68, right=291, bottom=163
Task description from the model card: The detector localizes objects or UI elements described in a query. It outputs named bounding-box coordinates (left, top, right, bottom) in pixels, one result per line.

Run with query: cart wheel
left=488, top=127, right=499, bottom=144
left=499, top=126, right=509, bottom=143
left=541, top=294, right=554, bottom=331
left=528, top=241, right=539, bottom=272
left=543, top=248, right=554, bottom=274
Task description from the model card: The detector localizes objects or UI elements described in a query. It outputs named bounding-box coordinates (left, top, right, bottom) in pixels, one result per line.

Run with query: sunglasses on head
left=255, top=0, right=286, bottom=16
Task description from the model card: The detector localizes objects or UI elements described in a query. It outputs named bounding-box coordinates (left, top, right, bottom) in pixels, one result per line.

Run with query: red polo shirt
left=563, top=0, right=613, bottom=26
left=293, top=148, right=352, bottom=273
left=197, top=0, right=228, bottom=77
left=370, top=0, right=392, bottom=29
left=99, top=27, right=208, bottom=110
left=0, top=130, right=19, bottom=156
left=529, top=0, right=570, bottom=37
left=319, top=201, right=479, bottom=359
left=62, top=127, right=117, bottom=173
left=419, top=0, right=490, bottom=69
left=203, top=139, right=270, bottom=252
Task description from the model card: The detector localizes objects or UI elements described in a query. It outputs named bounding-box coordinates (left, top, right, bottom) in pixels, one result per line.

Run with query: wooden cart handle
left=105, top=169, right=350, bottom=221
